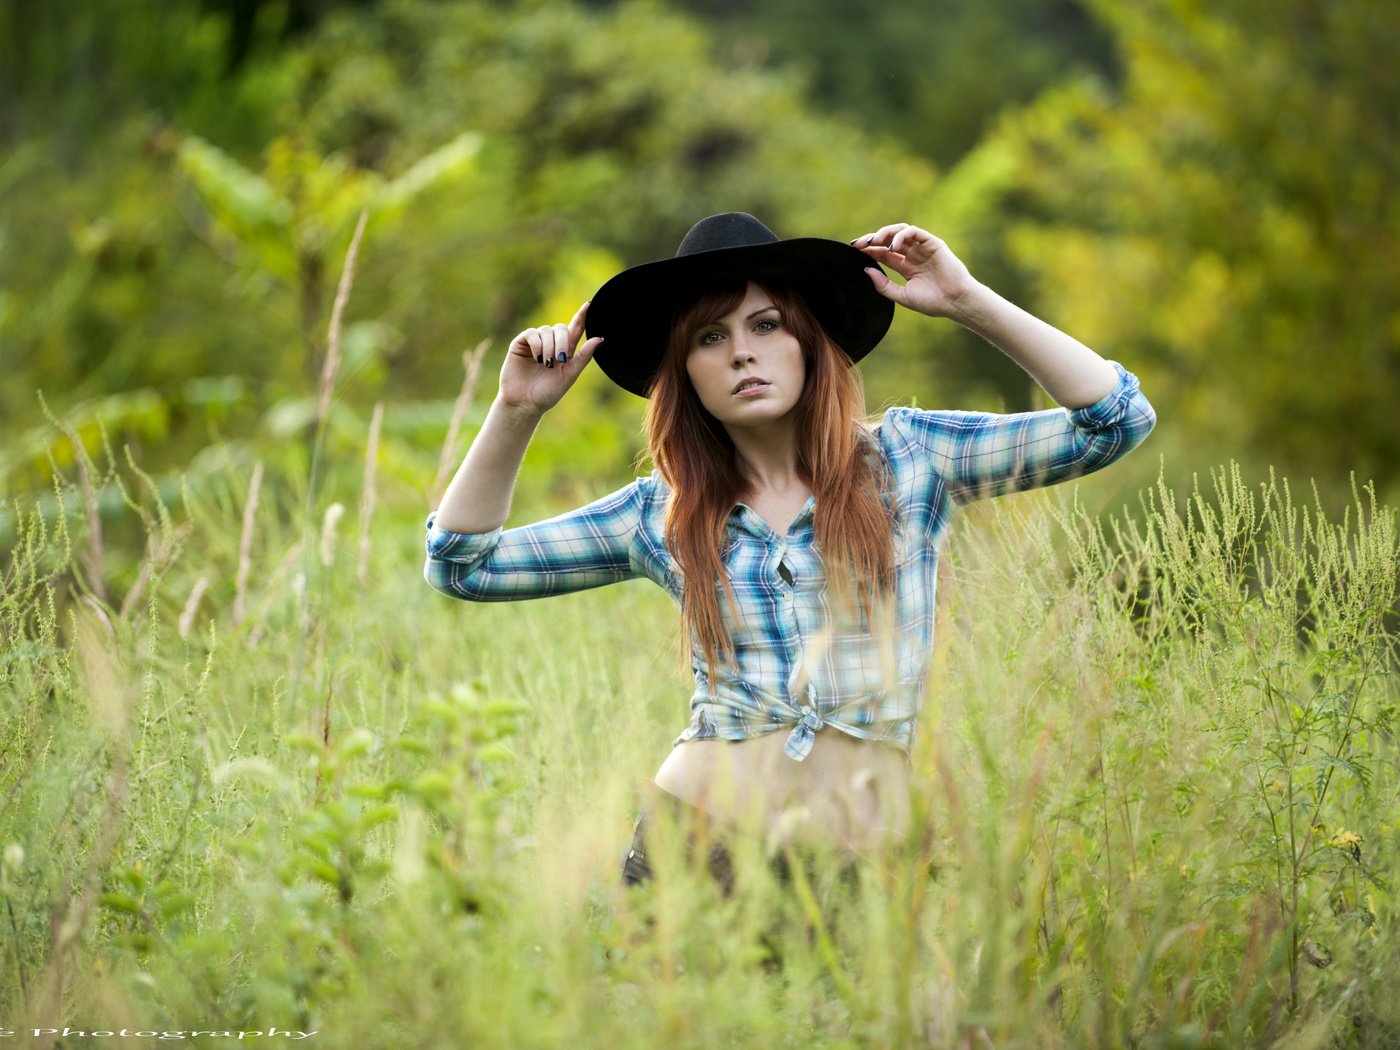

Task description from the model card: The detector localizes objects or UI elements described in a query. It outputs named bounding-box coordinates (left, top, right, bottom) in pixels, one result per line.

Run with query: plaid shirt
left=424, top=359, right=1155, bottom=762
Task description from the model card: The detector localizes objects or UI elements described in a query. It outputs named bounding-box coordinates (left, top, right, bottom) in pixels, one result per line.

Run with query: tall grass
left=2, top=435, right=1395, bottom=1047
left=2, top=223, right=1396, bottom=1047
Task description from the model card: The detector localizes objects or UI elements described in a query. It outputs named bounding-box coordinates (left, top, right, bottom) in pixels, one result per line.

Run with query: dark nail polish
left=556, top=351, right=567, bottom=363
left=536, top=354, right=544, bottom=364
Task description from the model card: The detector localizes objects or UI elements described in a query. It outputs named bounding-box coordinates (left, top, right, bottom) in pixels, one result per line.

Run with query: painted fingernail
left=556, top=351, right=567, bottom=363
left=536, top=354, right=544, bottom=364
left=546, top=357, right=554, bottom=368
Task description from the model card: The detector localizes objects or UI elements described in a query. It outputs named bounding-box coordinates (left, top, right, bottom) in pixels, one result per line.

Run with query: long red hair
left=642, top=282, right=901, bottom=682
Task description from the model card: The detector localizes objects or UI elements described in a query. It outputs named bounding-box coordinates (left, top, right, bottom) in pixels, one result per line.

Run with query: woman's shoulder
left=868, top=404, right=930, bottom=453
left=628, top=467, right=673, bottom=520
left=634, top=466, right=669, bottom=496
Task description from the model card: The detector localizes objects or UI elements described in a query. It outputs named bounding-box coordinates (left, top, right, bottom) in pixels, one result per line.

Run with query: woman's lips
left=733, top=382, right=771, bottom=397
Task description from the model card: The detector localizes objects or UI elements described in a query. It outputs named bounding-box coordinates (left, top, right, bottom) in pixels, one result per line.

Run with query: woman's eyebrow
left=745, top=305, right=779, bottom=320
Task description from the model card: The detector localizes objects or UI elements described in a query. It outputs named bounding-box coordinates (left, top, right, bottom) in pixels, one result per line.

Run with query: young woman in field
left=423, top=212, right=1156, bottom=896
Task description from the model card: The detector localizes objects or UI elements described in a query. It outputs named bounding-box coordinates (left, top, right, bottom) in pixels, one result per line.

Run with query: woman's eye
left=754, top=318, right=779, bottom=333
left=697, top=330, right=723, bottom=346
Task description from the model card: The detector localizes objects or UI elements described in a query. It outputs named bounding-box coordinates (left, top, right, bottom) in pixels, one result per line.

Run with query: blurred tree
left=579, top=0, right=1124, bottom=419
left=0, top=0, right=939, bottom=510
left=979, top=0, right=1400, bottom=500
left=228, top=0, right=943, bottom=484
left=621, top=0, right=1118, bottom=167
left=201, top=0, right=381, bottom=75
left=0, top=0, right=277, bottom=158
left=176, top=130, right=481, bottom=389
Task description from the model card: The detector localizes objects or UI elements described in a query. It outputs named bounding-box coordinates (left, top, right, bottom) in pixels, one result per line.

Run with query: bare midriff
left=651, top=726, right=912, bottom=858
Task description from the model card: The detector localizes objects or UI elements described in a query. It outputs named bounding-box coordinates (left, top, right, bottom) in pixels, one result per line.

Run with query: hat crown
left=675, top=212, right=779, bottom=258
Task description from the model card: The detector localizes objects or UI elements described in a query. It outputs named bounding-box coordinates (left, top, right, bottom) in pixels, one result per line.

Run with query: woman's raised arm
left=853, top=223, right=1120, bottom=409
left=432, top=301, right=602, bottom=535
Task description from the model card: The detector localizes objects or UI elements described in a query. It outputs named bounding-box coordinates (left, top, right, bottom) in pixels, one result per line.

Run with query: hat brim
left=586, top=238, right=894, bottom=398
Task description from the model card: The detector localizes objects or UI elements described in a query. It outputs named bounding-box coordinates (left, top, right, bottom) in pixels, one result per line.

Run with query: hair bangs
left=668, top=282, right=750, bottom=354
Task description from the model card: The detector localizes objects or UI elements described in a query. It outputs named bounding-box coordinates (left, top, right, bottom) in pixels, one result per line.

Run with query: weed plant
left=1, top=432, right=1396, bottom=1048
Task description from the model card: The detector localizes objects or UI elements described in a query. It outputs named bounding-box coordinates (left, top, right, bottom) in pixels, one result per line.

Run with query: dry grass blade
left=431, top=338, right=492, bottom=508
left=233, top=461, right=264, bottom=627
left=246, top=538, right=305, bottom=648
left=118, top=520, right=193, bottom=621
left=359, top=401, right=384, bottom=588
left=55, top=418, right=107, bottom=606
left=30, top=604, right=135, bottom=1040
left=317, top=208, right=370, bottom=427
left=320, top=502, right=345, bottom=568
left=179, top=575, right=210, bottom=639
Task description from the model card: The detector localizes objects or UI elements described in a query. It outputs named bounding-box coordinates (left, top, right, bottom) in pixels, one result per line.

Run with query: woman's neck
left=727, top=418, right=804, bottom=496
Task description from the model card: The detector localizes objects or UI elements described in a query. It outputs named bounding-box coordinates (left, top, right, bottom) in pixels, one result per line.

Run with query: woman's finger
left=864, top=223, right=909, bottom=246
left=537, top=326, right=557, bottom=368
left=552, top=323, right=572, bottom=365
left=567, top=300, right=591, bottom=345
left=889, top=226, right=940, bottom=257
left=863, top=265, right=908, bottom=306
left=520, top=328, right=544, bottom=364
left=851, top=223, right=909, bottom=249
left=859, top=244, right=913, bottom=278
left=860, top=244, right=905, bottom=261
left=573, top=335, right=604, bottom=368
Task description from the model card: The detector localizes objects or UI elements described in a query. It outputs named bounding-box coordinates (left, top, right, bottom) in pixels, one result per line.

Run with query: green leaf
left=99, top=892, right=142, bottom=915
left=372, top=132, right=484, bottom=220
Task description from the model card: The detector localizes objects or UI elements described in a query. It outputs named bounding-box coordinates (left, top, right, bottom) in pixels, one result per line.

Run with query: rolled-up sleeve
left=884, top=360, right=1156, bottom=506
left=424, top=477, right=649, bottom=601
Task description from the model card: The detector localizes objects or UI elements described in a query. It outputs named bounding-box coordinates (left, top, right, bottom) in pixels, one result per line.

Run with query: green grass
left=2, top=443, right=1397, bottom=1049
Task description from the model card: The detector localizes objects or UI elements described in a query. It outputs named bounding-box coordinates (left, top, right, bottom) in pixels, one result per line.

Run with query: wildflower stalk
left=358, top=402, right=383, bottom=589
left=289, top=209, right=368, bottom=714
left=178, top=576, right=210, bottom=639
left=35, top=393, right=108, bottom=607
left=233, top=460, right=264, bottom=627
left=432, top=338, right=491, bottom=508
left=317, top=209, right=370, bottom=428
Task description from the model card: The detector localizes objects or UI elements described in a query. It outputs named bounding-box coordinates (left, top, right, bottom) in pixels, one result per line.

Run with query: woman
left=424, top=213, right=1156, bottom=896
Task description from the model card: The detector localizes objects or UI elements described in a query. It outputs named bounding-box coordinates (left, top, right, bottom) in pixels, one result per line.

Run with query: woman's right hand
left=498, top=301, right=604, bottom=414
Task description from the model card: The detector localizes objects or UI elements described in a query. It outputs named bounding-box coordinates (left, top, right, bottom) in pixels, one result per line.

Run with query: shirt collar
left=729, top=495, right=817, bottom=540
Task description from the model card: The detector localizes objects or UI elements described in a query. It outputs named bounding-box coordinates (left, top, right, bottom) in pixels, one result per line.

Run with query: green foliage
left=661, top=0, right=1117, bottom=167
left=0, top=0, right=942, bottom=519
left=982, top=0, right=1400, bottom=505
left=3, top=411, right=1399, bottom=1044
left=1051, top=462, right=1397, bottom=1030
left=4, top=2, right=1400, bottom=1038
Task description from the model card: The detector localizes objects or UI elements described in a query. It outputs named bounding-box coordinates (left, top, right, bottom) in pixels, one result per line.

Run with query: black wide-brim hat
left=586, top=212, right=894, bottom=398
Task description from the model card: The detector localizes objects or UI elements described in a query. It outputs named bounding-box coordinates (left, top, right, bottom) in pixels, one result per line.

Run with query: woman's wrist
left=938, top=280, right=999, bottom=329
left=492, top=394, right=547, bottom=427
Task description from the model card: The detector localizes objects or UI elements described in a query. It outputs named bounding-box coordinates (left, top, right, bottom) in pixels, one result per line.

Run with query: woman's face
left=684, top=283, right=806, bottom=431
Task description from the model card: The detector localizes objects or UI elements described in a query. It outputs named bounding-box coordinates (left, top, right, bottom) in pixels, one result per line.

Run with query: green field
left=4, top=3, right=1399, bottom=1042
left=3, top=437, right=1395, bottom=1048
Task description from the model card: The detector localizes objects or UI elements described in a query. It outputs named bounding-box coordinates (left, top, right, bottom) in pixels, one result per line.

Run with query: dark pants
left=619, top=786, right=863, bottom=897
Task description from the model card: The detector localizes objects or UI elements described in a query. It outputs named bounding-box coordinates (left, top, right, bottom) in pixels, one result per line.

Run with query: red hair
left=642, top=282, right=900, bottom=682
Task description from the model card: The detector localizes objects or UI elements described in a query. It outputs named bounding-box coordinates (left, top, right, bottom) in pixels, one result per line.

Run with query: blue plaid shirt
left=424, top=360, right=1155, bottom=762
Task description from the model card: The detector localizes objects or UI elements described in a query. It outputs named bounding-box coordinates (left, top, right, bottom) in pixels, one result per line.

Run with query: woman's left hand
left=852, top=223, right=981, bottom=319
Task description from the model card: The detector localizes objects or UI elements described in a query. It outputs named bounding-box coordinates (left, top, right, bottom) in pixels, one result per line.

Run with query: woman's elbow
left=423, top=558, right=498, bottom=602
left=1127, top=393, right=1157, bottom=446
